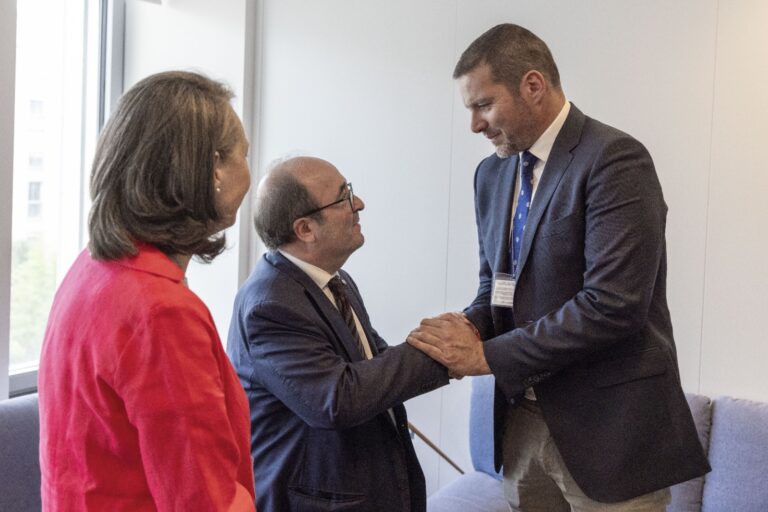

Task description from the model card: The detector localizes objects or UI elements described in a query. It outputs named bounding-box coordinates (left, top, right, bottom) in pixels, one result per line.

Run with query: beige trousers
left=502, top=399, right=671, bottom=512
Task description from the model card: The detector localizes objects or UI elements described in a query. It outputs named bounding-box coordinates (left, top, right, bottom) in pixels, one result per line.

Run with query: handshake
left=407, top=312, right=491, bottom=378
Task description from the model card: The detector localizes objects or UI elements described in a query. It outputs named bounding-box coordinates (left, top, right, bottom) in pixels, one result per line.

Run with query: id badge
left=491, top=272, right=516, bottom=308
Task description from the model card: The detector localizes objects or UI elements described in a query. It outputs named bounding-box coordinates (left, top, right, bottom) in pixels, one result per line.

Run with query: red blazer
left=39, top=244, right=255, bottom=511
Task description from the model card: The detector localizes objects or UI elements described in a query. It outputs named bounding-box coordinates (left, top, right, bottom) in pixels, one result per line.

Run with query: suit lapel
left=266, top=252, right=366, bottom=362
left=517, top=104, right=585, bottom=277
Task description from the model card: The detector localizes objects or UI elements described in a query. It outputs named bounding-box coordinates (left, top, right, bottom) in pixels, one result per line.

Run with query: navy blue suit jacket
left=227, top=251, right=448, bottom=511
left=464, top=104, right=710, bottom=502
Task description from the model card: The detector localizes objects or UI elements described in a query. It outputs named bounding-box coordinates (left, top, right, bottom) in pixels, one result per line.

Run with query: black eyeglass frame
left=299, top=182, right=355, bottom=217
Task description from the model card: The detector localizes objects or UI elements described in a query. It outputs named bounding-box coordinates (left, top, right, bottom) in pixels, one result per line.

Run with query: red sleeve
left=113, top=300, right=255, bottom=512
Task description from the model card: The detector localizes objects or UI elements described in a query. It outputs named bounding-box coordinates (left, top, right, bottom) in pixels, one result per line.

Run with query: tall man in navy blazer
left=409, top=24, right=710, bottom=511
left=227, top=156, right=449, bottom=512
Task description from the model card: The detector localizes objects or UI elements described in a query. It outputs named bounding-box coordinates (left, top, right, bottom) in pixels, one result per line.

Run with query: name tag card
left=491, top=272, right=516, bottom=308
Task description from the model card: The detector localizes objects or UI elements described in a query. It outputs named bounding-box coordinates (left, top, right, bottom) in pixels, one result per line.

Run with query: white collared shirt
left=509, top=100, right=571, bottom=231
left=278, top=249, right=373, bottom=360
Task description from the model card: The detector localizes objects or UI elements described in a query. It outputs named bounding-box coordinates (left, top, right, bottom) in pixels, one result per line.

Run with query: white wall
left=700, top=0, right=768, bottom=400
left=256, top=0, right=768, bottom=494
left=122, top=0, right=249, bottom=339
left=0, top=0, right=16, bottom=400
left=256, top=0, right=466, bottom=491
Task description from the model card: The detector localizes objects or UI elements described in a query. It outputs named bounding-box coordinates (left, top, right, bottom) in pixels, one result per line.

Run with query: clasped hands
left=407, top=312, right=491, bottom=378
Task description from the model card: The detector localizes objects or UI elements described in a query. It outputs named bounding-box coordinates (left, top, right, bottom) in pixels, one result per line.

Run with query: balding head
left=254, top=156, right=328, bottom=250
left=269, top=156, right=332, bottom=181
left=254, top=155, right=365, bottom=272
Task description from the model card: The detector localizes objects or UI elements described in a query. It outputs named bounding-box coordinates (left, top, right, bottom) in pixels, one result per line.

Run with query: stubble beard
left=494, top=137, right=517, bottom=158
left=493, top=126, right=534, bottom=158
left=495, top=144, right=514, bottom=158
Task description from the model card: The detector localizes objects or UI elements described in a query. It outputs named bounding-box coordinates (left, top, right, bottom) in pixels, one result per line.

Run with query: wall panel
left=700, top=0, right=768, bottom=401
left=122, top=0, right=247, bottom=338
left=258, top=0, right=460, bottom=492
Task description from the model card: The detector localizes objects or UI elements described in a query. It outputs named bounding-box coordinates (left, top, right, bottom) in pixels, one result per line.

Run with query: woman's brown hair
left=88, top=70, right=241, bottom=262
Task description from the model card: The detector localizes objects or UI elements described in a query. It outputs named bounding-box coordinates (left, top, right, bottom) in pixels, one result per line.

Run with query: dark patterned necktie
left=510, top=150, right=538, bottom=275
left=327, top=276, right=366, bottom=357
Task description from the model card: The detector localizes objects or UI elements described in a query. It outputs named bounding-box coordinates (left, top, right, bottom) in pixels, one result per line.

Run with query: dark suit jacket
left=464, top=104, right=710, bottom=502
left=227, top=251, right=449, bottom=512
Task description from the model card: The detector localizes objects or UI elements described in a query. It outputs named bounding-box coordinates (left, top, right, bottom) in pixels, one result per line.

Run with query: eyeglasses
left=299, top=182, right=355, bottom=217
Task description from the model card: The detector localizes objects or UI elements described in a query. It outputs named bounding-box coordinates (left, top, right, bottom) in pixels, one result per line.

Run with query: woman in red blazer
left=38, top=71, right=255, bottom=511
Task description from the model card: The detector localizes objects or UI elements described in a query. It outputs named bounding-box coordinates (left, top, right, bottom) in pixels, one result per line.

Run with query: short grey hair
left=253, top=157, right=322, bottom=250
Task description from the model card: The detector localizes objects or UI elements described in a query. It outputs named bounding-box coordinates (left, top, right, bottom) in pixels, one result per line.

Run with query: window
left=29, top=99, right=44, bottom=120
left=27, top=182, right=42, bottom=217
left=28, top=153, right=44, bottom=171
left=27, top=182, right=41, bottom=201
left=6, top=0, right=104, bottom=394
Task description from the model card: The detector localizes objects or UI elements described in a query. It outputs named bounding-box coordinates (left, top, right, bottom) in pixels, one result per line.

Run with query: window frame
left=2, top=0, right=119, bottom=399
left=1, top=0, right=19, bottom=401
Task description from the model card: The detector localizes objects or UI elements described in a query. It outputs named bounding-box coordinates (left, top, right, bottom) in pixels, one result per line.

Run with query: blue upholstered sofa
left=428, top=376, right=768, bottom=512
left=0, top=393, right=41, bottom=512
left=2, top=384, right=767, bottom=512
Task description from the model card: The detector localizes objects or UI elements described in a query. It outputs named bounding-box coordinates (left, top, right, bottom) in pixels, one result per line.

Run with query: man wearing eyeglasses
left=226, top=156, right=449, bottom=512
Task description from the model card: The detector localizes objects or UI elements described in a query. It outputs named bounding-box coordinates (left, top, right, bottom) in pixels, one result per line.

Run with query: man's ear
left=293, top=217, right=316, bottom=243
left=519, top=70, right=546, bottom=104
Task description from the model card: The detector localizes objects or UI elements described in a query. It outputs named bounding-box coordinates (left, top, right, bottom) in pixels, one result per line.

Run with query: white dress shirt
left=279, top=250, right=373, bottom=359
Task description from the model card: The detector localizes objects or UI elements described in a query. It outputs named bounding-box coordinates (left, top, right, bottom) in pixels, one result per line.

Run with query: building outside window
left=28, top=153, right=44, bottom=171
left=27, top=181, right=41, bottom=218
left=8, top=0, right=102, bottom=388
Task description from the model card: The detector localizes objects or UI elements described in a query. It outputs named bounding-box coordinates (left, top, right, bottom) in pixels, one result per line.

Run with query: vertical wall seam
left=442, top=9, right=458, bottom=312
left=698, top=0, right=721, bottom=394
left=436, top=0, right=462, bottom=489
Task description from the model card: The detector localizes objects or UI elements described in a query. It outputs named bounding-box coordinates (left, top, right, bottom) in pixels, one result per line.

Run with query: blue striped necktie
left=510, top=151, right=538, bottom=275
